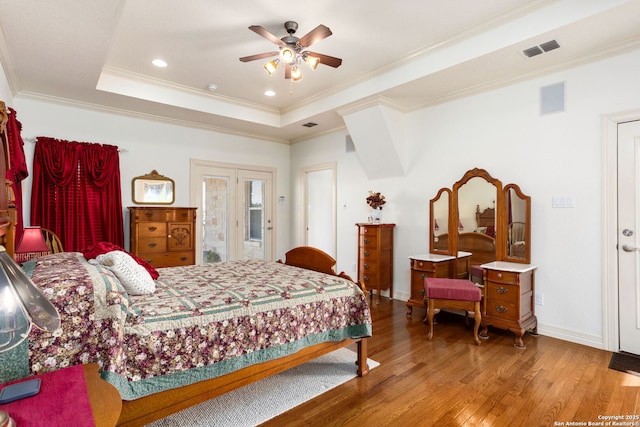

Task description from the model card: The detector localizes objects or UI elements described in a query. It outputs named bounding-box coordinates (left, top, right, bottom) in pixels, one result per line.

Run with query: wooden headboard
left=459, top=232, right=496, bottom=266
left=475, top=205, right=495, bottom=228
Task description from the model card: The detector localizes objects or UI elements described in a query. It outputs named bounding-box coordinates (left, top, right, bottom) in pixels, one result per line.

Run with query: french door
left=190, top=159, right=275, bottom=263
left=618, top=120, right=640, bottom=355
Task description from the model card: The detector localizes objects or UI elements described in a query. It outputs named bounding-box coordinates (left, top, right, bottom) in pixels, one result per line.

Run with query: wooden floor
left=264, top=297, right=640, bottom=427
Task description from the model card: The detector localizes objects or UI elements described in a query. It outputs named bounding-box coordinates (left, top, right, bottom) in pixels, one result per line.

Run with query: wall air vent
left=522, top=39, right=560, bottom=58
left=302, top=122, right=318, bottom=128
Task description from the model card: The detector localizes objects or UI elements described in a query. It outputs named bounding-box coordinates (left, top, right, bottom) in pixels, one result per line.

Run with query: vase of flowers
left=366, top=191, right=386, bottom=223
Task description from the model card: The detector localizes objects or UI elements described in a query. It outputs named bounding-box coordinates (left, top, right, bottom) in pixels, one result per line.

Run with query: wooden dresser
left=356, top=223, right=395, bottom=303
left=480, top=261, right=537, bottom=349
left=129, top=206, right=197, bottom=268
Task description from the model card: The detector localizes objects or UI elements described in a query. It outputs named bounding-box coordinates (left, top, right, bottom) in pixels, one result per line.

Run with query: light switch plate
left=552, top=195, right=575, bottom=208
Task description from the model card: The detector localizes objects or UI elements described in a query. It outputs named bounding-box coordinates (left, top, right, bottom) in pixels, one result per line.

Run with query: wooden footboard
left=118, top=337, right=368, bottom=427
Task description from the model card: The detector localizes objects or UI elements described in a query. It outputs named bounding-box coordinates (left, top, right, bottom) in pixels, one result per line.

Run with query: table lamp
left=0, top=245, right=60, bottom=421
left=15, top=227, right=50, bottom=263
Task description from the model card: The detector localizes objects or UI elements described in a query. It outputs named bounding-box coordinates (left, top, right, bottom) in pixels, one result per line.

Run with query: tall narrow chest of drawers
left=356, top=223, right=395, bottom=303
left=129, top=206, right=197, bottom=268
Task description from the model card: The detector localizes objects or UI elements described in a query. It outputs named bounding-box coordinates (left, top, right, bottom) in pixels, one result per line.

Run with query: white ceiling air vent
left=522, top=39, right=560, bottom=58
left=302, top=122, right=318, bottom=128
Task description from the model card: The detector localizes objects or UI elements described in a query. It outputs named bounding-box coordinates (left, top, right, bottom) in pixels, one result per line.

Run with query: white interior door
left=304, top=164, right=336, bottom=257
left=618, top=119, right=640, bottom=355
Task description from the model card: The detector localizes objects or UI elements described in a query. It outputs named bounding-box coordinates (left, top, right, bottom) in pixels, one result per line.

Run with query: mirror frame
left=132, top=170, right=175, bottom=205
left=429, top=167, right=531, bottom=274
left=502, top=183, right=531, bottom=263
left=429, top=187, right=452, bottom=255
left=452, top=168, right=504, bottom=266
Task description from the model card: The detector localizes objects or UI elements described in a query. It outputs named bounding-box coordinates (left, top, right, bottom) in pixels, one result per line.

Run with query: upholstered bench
left=423, top=277, right=482, bottom=345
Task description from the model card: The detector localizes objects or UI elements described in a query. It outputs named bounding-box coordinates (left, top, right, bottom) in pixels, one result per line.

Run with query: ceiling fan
left=239, top=21, right=342, bottom=81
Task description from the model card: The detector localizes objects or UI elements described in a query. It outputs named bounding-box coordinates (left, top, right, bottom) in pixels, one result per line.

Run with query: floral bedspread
left=27, top=252, right=372, bottom=400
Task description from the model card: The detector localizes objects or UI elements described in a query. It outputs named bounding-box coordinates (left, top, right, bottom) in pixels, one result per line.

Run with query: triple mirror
left=132, top=170, right=175, bottom=205
left=429, top=168, right=531, bottom=271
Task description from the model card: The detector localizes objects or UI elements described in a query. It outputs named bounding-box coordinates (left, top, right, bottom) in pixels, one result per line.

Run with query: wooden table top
left=83, top=364, right=122, bottom=427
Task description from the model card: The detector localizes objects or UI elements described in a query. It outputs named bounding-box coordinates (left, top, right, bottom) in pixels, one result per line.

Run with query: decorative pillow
left=82, top=241, right=159, bottom=279
left=93, top=250, right=156, bottom=295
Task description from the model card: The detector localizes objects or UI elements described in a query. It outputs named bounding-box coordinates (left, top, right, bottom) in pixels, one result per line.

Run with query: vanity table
left=421, top=168, right=535, bottom=347
left=407, top=252, right=471, bottom=314
left=481, top=261, right=537, bottom=349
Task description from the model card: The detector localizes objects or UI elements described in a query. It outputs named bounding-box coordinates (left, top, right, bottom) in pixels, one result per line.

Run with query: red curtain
left=5, top=108, right=29, bottom=245
left=30, top=137, right=124, bottom=251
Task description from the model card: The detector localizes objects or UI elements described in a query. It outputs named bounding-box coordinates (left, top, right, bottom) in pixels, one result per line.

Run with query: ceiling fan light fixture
left=291, top=66, right=303, bottom=81
left=305, top=54, right=320, bottom=70
left=281, top=47, right=295, bottom=63
left=264, top=59, right=279, bottom=75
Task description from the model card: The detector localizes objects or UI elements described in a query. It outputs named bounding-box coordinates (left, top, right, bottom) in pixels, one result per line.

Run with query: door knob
left=622, top=244, right=640, bottom=252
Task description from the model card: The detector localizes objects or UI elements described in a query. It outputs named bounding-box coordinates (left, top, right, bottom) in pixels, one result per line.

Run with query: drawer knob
left=364, top=239, right=370, bottom=244
left=180, top=257, right=187, bottom=261
left=363, top=276, right=370, bottom=281
left=495, top=305, right=508, bottom=313
left=497, top=286, right=508, bottom=294
left=418, top=262, right=423, bottom=267
left=497, top=273, right=503, bottom=278
left=364, top=251, right=370, bottom=256
left=148, top=243, right=157, bottom=248
left=148, top=226, right=157, bottom=232
left=420, top=273, right=426, bottom=279
left=364, top=264, right=370, bottom=269
left=144, top=212, right=152, bottom=217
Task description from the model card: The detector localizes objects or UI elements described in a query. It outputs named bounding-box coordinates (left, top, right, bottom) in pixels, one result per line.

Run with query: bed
left=23, top=246, right=372, bottom=426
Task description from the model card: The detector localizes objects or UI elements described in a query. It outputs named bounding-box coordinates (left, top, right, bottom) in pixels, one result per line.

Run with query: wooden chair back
left=41, top=228, right=64, bottom=253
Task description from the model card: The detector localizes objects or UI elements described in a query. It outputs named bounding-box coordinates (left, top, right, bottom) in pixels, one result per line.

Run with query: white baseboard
left=536, top=323, right=605, bottom=350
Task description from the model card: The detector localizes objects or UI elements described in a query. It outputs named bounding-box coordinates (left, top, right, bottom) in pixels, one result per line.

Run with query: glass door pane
left=238, top=169, right=273, bottom=260
left=202, top=175, right=230, bottom=263
left=242, top=177, right=266, bottom=259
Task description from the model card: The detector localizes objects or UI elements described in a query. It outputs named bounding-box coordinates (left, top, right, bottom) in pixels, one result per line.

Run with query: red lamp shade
left=15, top=227, right=51, bottom=263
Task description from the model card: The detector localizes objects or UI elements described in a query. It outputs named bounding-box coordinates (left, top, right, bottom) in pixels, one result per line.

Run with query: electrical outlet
left=534, top=292, right=544, bottom=305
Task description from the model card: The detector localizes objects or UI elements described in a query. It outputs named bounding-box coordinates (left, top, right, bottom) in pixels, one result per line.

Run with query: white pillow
left=94, top=250, right=156, bottom=295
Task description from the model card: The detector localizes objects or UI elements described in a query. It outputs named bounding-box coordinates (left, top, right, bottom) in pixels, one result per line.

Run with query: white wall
left=9, top=98, right=292, bottom=260
left=291, top=49, right=640, bottom=349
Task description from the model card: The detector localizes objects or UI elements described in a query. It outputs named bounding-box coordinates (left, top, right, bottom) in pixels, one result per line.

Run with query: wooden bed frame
left=117, top=246, right=370, bottom=426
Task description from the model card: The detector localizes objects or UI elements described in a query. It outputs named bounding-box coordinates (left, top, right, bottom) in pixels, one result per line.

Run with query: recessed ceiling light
left=152, top=59, right=168, bottom=68
left=264, top=90, right=276, bottom=97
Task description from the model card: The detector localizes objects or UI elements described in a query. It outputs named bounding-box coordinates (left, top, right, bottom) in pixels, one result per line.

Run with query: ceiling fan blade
left=239, top=51, right=278, bottom=62
left=249, top=25, right=286, bottom=47
left=298, top=25, right=332, bottom=48
left=284, top=63, right=292, bottom=79
left=305, top=51, right=342, bottom=68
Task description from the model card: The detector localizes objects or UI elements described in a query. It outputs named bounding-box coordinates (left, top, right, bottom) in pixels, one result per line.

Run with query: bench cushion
left=424, top=278, right=482, bottom=302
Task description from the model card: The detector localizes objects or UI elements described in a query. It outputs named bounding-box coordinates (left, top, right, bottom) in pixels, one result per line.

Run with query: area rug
left=147, top=348, right=379, bottom=427
left=608, top=352, right=640, bottom=376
